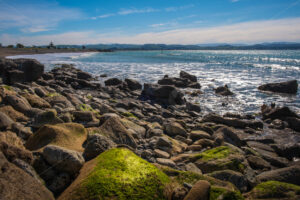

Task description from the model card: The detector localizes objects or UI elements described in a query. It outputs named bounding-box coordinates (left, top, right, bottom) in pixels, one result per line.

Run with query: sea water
left=8, top=50, right=300, bottom=115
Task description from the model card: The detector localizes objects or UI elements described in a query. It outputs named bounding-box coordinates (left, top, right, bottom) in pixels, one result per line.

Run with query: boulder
left=43, top=145, right=85, bottom=175
left=183, top=180, right=210, bottom=200
left=186, top=102, right=201, bottom=113
left=13, top=59, right=44, bottom=82
left=25, top=123, right=87, bottom=152
left=261, top=106, right=299, bottom=120
left=98, top=115, right=137, bottom=148
left=246, top=155, right=271, bottom=170
left=0, top=141, right=33, bottom=164
left=214, top=85, right=234, bottom=96
left=190, top=130, right=211, bottom=141
left=0, top=131, right=24, bottom=149
left=245, top=181, right=300, bottom=200
left=142, top=83, right=185, bottom=105
left=83, top=133, right=116, bottom=161
left=192, top=146, right=246, bottom=173
left=48, top=172, right=71, bottom=195
left=4, top=95, right=31, bottom=114
left=156, top=158, right=176, bottom=168
left=0, top=152, right=54, bottom=200
left=164, top=121, right=187, bottom=137
left=32, top=110, right=64, bottom=128
left=0, top=111, right=14, bottom=130
left=154, top=149, right=170, bottom=159
left=258, top=80, right=298, bottom=94
left=213, top=127, right=245, bottom=147
left=180, top=71, right=197, bottom=82
left=22, top=93, right=51, bottom=108
left=104, top=78, right=122, bottom=86
left=185, top=162, right=202, bottom=174
left=72, top=111, right=97, bottom=123
left=77, top=71, right=92, bottom=80
left=58, top=148, right=170, bottom=200
left=257, top=166, right=300, bottom=185
left=125, top=78, right=142, bottom=90
left=0, top=105, right=29, bottom=122
left=209, top=170, right=248, bottom=192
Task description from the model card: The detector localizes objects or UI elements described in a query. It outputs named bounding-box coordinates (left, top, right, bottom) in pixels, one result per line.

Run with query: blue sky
left=1, top=0, right=300, bottom=45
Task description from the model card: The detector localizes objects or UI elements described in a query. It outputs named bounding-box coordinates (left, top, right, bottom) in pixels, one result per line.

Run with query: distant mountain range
left=55, top=42, right=300, bottom=50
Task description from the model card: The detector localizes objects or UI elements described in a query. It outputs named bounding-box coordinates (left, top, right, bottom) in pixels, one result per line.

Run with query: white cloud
left=91, top=14, right=115, bottom=20
left=118, top=8, right=159, bottom=15
left=165, top=4, right=194, bottom=12
left=0, top=1, right=81, bottom=33
left=2, top=18, right=300, bottom=45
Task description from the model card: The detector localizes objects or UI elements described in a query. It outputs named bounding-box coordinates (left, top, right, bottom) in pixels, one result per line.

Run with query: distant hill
left=55, top=42, right=300, bottom=51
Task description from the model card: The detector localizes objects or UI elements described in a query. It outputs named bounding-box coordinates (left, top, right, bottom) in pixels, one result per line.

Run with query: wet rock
left=258, top=80, right=298, bottom=94
left=77, top=71, right=92, bottom=80
left=186, top=102, right=201, bottom=113
left=261, top=105, right=299, bottom=120
left=214, top=85, right=234, bottom=96
left=142, top=83, right=185, bottom=105
left=125, top=78, right=142, bottom=90
left=0, top=152, right=55, bottom=200
left=105, top=78, right=122, bottom=86
left=83, top=134, right=116, bottom=161
left=179, top=71, right=197, bottom=82
left=257, top=166, right=300, bottom=185
left=183, top=180, right=210, bottom=200
left=43, top=145, right=85, bottom=175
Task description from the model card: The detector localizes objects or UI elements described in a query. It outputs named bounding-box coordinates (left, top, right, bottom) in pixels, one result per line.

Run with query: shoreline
left=0, top=47, right=100, bottom=58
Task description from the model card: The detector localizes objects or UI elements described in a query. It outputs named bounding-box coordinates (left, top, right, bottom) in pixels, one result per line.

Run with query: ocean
left=8, top=50, right=300, bottom=115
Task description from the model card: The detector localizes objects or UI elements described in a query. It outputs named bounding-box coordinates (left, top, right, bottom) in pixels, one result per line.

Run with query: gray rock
left=156, top=137, right=173, bottom=149
left=153, top=149, right=170, bottom=158
left=83, top=134, right=115, bottom=161
left=125, top=78, right=142, bottom=90
left=0, top=111, right=14, bottom=130
left=257, top=166, right=300, bottom=185
left=43, top=145, right=85, bottom=175
left=186, top=102, right=201, bottom=113
left=4, top=95, right=31, bottom=114
left=12, top=158, right=41, bottom=183
left=48, top=172, right=71, bottom=195
left=180, top=71, right=197, bottom=82
left=258, top=80, right=298, bottom=94
left=164, top=121, right=187, bottom=137
left=185, top=163, right=202, bottom=174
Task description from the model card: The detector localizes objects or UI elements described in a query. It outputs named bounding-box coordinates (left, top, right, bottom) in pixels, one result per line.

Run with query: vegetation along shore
left=0, top=55, right=299, bottom=200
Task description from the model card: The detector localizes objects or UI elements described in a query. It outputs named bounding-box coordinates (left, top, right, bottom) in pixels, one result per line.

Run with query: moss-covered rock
left=58, top=148, right=171, bottom=200
left=157, top=165, right=243, bottom=200
left=22, top=92, right=51, bottom=108
left=192, top=146, right=246, bottom=173
left=245, top=181, right=300, bottom=199
left=0, top=105, right=29, bottom=122
left=25, top=123, right=87, bottom=152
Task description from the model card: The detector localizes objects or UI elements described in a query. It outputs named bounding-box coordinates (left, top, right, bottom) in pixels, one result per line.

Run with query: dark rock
left=0, top=141, right=33, bottom=164
left=246, top=155, right=271, bottom=170
left=186, top=102, right=201, bottom=113
left=12, top=158, right=41, bottom=182
left=105, top=78, right=122, bottom=86
left=164, top=121, right=187, bottom=137
left=48, top=172, right=71, bottom=195
left=214, top=85, right=234, bottom=96
left=0, top=152, right=55, bottom=200
left=142, top=83, right=185, bottom=105
left=156, top=158, right=176, bottom=168
left=209, top=170, right=248, bottom=192
left=257, top=166, right=300, bottom=185
left=0, top=111, right=14, bottom=130
left=125, top=78, right=142, bottom=90
left=258, top=80, right=298, bottom=94
left=261, top=105, right=299, bottom=120
left=180, top=71, right=197, bottom=82
left=213, top=127, right=245, bottom=147
left=77, top=71, right=92, bottom=80
left=83, top=134, right=115, bottom=161
left=4, top=95, right=31, bottom=114
left=43, top=145, right=85, bottom=175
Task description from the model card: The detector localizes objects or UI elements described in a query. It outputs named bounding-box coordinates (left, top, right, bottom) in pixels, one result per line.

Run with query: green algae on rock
left=246, top=181, right=300, bottom=199
left=58, top=148, right=170, bottom=200
left=192, top=146, right=246, bottom=173
left=210, top=186, right=244, bottom=200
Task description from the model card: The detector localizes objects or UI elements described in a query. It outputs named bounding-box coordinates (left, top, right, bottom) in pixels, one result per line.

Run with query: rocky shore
left=0, top=57, right=299, bottom=200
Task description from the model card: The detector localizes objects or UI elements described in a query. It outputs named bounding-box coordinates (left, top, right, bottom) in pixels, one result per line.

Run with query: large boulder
left=25, top=123, right=87, bottom=152
left=258, top=80, right=298, bottom=94
left=257, top=166, right=300, bottom=185
left=0, top=111, right=14, bottom=130
left=2, top=59, right=44, bottom=84
left=43, top=145, right=85, bottom=175
left=180, top=71, right=197, bottom=82
left=124, top=78, right=142, bottom=90
left=0, top=152, right=54, bottom=200
left=97, top=115, right=137, bottom=148
left=191, top=146, right=246, bottom=173
left=245, top=181, right=300, bottom=200
left=83, top=134, right=116, bottom=161
left=104, top=78, right=122, bottom=86
left=4, top=95, right=32, bottom=114
left=142, top=83, right=185, bottom=105
left=164, top=121, right=187, bottom=137
left=58, top=148, right=170, bottom=200
left=214, top=85, right=234, bottom=96
left=183, top=180, right=210, bottom=200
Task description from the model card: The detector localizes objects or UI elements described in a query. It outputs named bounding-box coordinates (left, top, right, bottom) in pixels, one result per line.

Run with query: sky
left=1, top=0, right=300, bottom=45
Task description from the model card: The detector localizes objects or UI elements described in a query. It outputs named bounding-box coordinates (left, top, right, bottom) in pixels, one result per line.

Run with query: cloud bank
left=1, top=18, right=300, bottom=45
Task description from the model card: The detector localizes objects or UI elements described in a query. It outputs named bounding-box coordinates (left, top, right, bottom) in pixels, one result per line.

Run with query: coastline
left=0, top=47, right=99, bottom=58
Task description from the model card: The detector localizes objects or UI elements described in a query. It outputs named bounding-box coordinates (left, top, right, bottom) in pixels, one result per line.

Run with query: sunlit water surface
left=8, top=50, right=300, bottom=115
